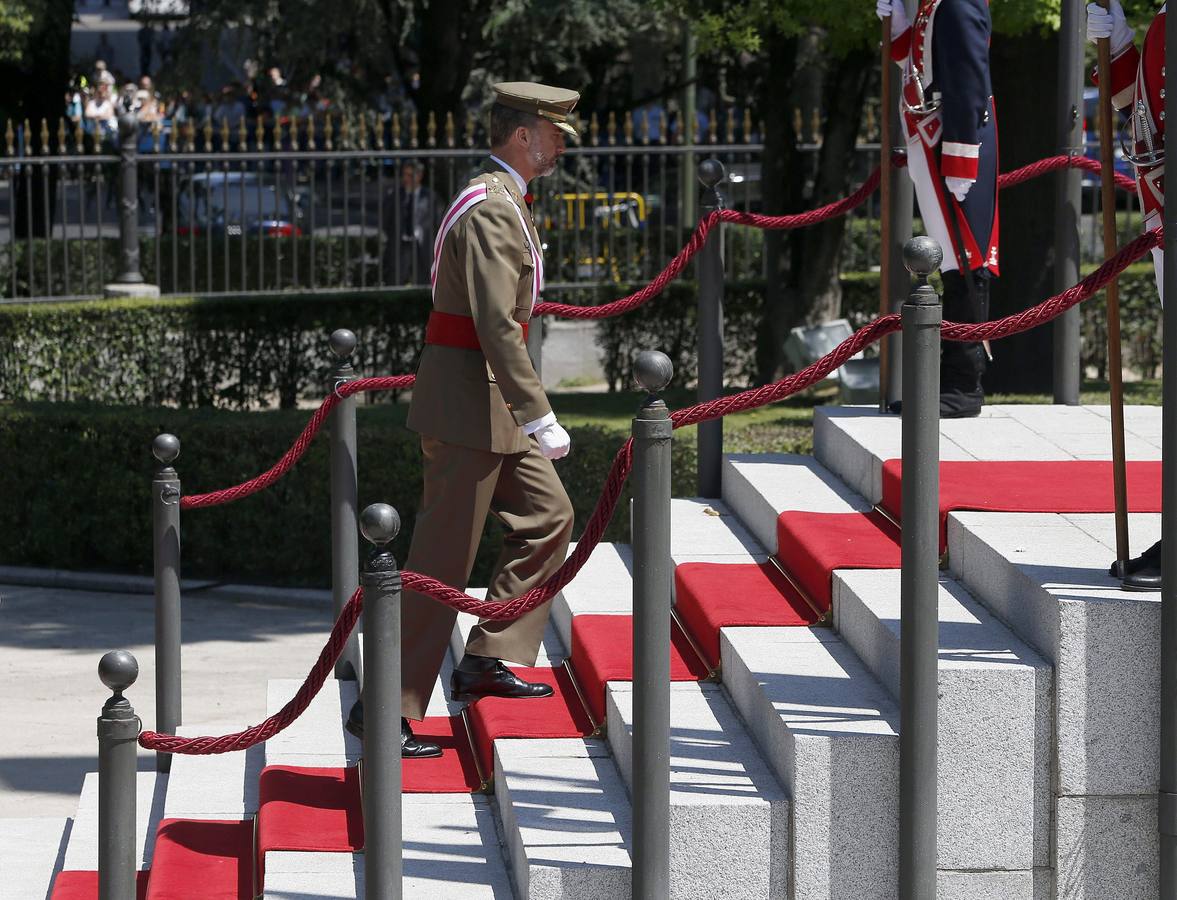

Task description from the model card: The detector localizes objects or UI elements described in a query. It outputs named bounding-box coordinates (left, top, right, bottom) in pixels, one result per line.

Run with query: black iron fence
left=1, top=109, right=777, bottom=301
left=1, top=104, right=1140, bottom=304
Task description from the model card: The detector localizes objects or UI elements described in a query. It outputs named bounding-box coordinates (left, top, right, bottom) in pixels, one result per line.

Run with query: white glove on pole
left=876, top=0, right=909, bottom=38
left=1086, top=1, right=1134, bottom=55
left=535, top=421, right=571, bottom=460
left=945, top=176, right=974, bottom=202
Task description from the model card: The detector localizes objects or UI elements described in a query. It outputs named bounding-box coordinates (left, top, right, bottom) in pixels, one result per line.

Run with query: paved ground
left=0, top=583, right=338, bottom=818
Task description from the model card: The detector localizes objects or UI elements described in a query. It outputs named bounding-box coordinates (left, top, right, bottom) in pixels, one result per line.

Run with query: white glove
left=1086, top=1, right=1133, bottom=55
left=876, top=0, right=909, bottom=38
left=945, top=176, right=974, bottom=202
left=535, top=421, right=571, bottom=460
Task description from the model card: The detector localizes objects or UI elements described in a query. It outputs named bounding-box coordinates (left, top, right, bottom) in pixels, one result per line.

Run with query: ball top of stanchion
left=902, top=236, right=943, bottom=278
left=152, top=433, right=180, bottom=464
left=329, top=329, right=357, bottom=359
left=99, top=650, right=139, bottom=693
left=634, top=350, right=674, bottom=394
left=360, top=503, right=401, bottom=546
left=697, top=158, right=726, bottom=189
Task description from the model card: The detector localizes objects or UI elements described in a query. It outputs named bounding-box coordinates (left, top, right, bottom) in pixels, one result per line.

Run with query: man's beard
left=531, top=148, right=559, bottom=177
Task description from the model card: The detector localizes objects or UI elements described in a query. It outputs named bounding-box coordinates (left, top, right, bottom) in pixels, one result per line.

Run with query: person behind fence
left=347, top=81, right=579, bottom=757
left=1087, top=0, right=1167, bottom=590
left=387, top=160, right=439, bottom=284
left=877, top=0, right=1000, bottom=419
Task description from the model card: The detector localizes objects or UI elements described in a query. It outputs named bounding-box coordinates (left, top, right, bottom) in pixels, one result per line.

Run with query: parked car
left=1081, top=86, right=1137, bottom=208
left=173, top=171, right=303, bottom=236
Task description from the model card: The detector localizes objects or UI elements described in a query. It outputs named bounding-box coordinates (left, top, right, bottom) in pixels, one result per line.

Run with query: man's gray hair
left=489, top=102, right=542, bottom=148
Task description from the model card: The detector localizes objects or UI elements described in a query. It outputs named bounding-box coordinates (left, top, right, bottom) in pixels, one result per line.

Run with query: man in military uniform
left=877, top=0, right=1000, bottom=418
left=348, top=82, right=579, bottom=756
left=1088, top=0, right=1167, bottom=589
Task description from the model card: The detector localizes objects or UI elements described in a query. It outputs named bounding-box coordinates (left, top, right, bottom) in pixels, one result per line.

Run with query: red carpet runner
left=57, top=457, right=1161, bottom=896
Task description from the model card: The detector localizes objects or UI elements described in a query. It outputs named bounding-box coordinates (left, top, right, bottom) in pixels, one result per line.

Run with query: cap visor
left=554, top=120, right=579, bottom=141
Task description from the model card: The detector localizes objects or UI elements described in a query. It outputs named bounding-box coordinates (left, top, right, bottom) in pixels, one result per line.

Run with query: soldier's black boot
left=1117, top=539, right=1163, bottom=591
left=344, top=696, right=443, bottom=758
left=450, top=653, right=554, bottom=702
left=939, top=269, right=988, bottom=419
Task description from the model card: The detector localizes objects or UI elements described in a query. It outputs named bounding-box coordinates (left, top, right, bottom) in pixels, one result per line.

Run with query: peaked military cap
left=493, top=81, right=580, bottom=139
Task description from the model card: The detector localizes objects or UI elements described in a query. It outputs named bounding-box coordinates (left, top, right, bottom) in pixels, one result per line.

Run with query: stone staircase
left=7, top=403, right=1164, bottom=898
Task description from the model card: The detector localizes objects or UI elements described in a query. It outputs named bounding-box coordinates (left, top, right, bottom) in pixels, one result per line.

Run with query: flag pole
left=879, top=15, right=894, bottom=411
left=1095, top=0, right=1131, bottom=570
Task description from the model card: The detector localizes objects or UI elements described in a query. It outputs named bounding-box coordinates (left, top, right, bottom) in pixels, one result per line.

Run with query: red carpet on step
left=466, top=666, right=594, bottom=775
left=146, top=819, right=253, bottom=900
left=51, top=870, right=149, bottom=899
left=881, top=459, right=1163, bottom=545
left=674, top=562, right=821, bottom=669
left=569, top=614, right=712, bottom=722
left=256, top=765, right=364, bottom=881
left=776, top=510, right=902, bottom=610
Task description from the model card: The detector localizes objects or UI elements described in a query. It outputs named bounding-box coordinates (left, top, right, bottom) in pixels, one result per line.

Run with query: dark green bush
left=0, top=263, right=1161, bottom=412
left=0, top=291, right=432, bottom=408
left=1, top=235, right=385, bottom=300
left=0, top=402, right=696, bottom=586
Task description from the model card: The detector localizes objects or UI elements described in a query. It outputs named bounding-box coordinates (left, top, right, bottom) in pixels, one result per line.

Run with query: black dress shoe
left=450, top=654, right=554, bottom=702
left=1110, top=539, right=1161, bottom=577
left=885, top=393, right=982, bottom=418
left=1122, top=563, right=1162, bottom=592
left=344, top=697, right=443, bottom=758
left=401, top=718, right=443, bottom=759
left=345, top=697, right=364, bottom=740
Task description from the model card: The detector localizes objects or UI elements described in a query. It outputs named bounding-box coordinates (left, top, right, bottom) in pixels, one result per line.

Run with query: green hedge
left=0, top=402, right=698, bottom=586
left=0, top=291, right=432, bottom=409
left=0, top=264, right=1162, bottom=410
left=2, top=235, right=385, bottom=299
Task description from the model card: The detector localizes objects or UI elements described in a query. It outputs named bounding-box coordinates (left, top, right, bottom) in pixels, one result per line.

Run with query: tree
left=0, top=0, right=73, bottom=237
left=662, top=0, right=1071, bottom=384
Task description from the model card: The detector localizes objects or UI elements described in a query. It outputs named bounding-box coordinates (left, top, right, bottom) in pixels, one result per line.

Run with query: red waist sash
left=424, top=310, right=528, bottom=352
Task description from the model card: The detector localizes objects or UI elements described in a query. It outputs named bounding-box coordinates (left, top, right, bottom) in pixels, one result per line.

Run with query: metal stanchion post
left=151, top=433, right=181, bottom=774
left=1159, top=8, right=1177, bottom=894
left=631, top=349, right=674, bottom=900
left=115, top=108, right=143, bottom=285
left=360, top=503, right=402, bottom=900
left=1053, top=0, right=1084, bottom=404
left=696, top=159, right=725, bottom=498
left=899, top=236, right=942, bottom=900
left=328, top=329, right=361, bottom=682
left=97, top=650, right=140, bottom=900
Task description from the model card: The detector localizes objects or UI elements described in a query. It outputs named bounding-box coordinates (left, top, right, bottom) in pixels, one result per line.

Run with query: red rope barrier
left=139, top=587, right=363, bottom=753
left=178, top=152, right=1144, bottom=511
left=146, top=225, right=1160, bottom=756
left=532, top=216, right=718, bottom=319
left=401, top=226, right=1162, bottom=620
left=180, top=375, right=415, bottom=510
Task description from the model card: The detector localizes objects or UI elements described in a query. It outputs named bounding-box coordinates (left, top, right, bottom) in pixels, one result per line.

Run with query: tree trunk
left=412, top=0, right=489, bottom=129
left=756, top=34, right=873, bottom=383
left=756, top=32, right=800, bottom=384
left=985, top=30, right=1060, bottom=393
left=6, top=0, right=73, bottom=239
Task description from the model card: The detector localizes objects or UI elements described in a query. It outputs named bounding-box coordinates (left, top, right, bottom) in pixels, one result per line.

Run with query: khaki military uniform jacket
left=407, top=160, right=550, bottom=454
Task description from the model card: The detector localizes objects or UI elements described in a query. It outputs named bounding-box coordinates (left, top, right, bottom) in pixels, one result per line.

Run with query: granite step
left=721, top=452, right=870, bottom=555
left=61, top=770, right=167, bottom=872
left=948, top=508, right=1162, bottom=898
left=0, top=817, right=70, bottom=900
left=553, top=531, right=790, bottom=898
left=813, top=403, right=1162, bottom=507
left=162, top=726, right=264, bottom=821
left=834, top=568, right=1052, bottom=876
left=262, top=794, right=513, bottom=899
left=493, top=737, right=630, bottom=899
left=721, top=625, right=899, bottom=899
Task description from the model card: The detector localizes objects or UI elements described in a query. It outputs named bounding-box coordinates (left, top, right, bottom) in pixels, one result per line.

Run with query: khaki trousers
left=399, top=434, right=574, bottom=720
